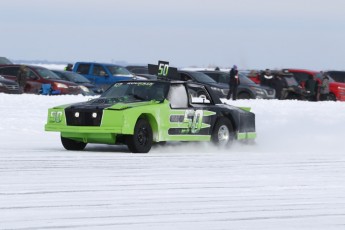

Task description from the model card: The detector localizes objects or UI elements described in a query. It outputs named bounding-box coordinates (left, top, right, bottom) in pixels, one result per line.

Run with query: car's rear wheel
left=61, top=136, right=87, bottom=150
left=211, top=118, right=235, bottom=147
left=127, top=119, right=153, bottom=153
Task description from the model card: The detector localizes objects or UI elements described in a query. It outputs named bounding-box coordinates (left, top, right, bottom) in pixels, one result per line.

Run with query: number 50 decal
left=158, top=60, right=169, bottom=77
left=183, top=109, right=204, bottom=134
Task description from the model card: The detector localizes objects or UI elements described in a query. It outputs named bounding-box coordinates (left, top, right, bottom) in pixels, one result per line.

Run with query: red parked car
left=0, top=65, right=82, bottom=95
left=286, top=69, right=345, bottom=101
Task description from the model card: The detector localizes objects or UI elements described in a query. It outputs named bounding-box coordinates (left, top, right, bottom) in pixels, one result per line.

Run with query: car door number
left=183, top=109, right=204, bottom=134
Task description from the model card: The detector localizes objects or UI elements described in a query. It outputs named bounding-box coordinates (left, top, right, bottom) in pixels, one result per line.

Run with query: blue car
left=73, top=62, right=134, bottom=91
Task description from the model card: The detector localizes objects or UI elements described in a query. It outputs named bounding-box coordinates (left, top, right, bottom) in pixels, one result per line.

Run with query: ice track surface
left=1, top=94, right=345, bottom=230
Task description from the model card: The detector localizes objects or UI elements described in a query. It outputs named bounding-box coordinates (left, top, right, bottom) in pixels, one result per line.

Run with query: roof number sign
left=158, top=61, right=169, bottom=77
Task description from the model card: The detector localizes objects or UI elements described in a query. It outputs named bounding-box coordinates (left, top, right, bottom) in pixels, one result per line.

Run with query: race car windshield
left=101, top=81, right=169, bottom=102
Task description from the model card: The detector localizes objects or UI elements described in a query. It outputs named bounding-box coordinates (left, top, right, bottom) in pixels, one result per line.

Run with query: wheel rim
left=137, top=127, right=148, bottom=146
left=218, top=125, right=230, bottom=145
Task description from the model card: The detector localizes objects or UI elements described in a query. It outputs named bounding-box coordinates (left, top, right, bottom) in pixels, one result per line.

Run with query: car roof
left=198, top=70, right=224, bottom=72
left=126, top=65, right=148, bottom=68
left=286, top=69, right=318, bottom=75
left=0, top=64, right=45, bottom=70
left=76, top=62, right=124, bottom=67
left=52, top=69, right=78, bottom=73
left=0, top=57, right=13, bottom=65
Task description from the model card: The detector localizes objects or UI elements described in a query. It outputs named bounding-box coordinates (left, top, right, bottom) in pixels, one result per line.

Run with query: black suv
left=126, top=65, right=157, bottom=80
left=178, top=70, right=229, bottom=99
left=199, top=70, right=276, bottom=99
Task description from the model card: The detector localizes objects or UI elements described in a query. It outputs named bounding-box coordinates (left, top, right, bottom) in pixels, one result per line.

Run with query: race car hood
left=62, top=98, right=160, bottom=127
left=65, top=98, right=159, bottom=111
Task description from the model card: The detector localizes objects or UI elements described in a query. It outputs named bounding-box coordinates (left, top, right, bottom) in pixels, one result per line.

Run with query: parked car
left=247, top=69, right=310, bottom=100
left=45, top=79, right=256, bottom=153
left=0, top=65, right=82, bottom=95
left=244, top=70, right=261, bottom=84
left=0, top=57, right=13, bottom=65
left=323, top=71, right=345, bottom=83
left=177, top=70, right=229, bottom=99
left=126, top=65, right=157, bottom=80
left=286, top=69, right=345, bottom=101
left=125, top=65, right=149, bottom=74
left=0, top=75, right=21, bottom=94
left=73, top=62, right=134, bottom=91
left=199, top=70, right=276, bottom=99
left=52, top=70, right=103, bottom=95
left=278, top=71, right=309, bottom=100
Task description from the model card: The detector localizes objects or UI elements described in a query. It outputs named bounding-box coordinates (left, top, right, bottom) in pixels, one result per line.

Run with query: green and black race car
left=45, top=79, right=256, bottom=153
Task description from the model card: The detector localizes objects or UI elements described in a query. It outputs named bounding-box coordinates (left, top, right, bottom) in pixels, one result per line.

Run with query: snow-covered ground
left=1, top=94, right=345, bottom=230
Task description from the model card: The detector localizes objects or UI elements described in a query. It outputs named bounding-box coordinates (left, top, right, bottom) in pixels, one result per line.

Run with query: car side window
left=292, top=73, right=310, bottom=84
left=187, top=84, right=211, bottom=105
left=219, top=73, right=228, bottom=84
left=180, top=73, right=192, bottom=81
left=93, top=65, right=107, bottom=77
left=0, top=67, right=19, bottom=76
left=26, top=69, right=38, bottom=79
left=206, top=73, right=219, bottom=83
left=77, top=64, right=90, bottom=75
left=167, top=84, right=189, bottom=108
left=331, top=72, right=345, bottom=83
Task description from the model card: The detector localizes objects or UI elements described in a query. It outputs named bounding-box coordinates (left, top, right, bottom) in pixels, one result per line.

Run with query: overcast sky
left=1, top=0, right=345, bottom=70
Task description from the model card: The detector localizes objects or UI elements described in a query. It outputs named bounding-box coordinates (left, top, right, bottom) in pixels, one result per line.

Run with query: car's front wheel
left=237, top=92, right=251, bottom=99
left=328, top=93, right=337, bottom=101
left=61, top=136, right=87, bottom=150
left=211, top=118, right=235, bottom=147
left=127, top=119, right=153, bottom=153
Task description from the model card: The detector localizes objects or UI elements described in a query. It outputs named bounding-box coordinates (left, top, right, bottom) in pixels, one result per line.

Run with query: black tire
left=211, top=117, right=235, bottom=147
left=285, top=93, right=300, bottom=100
left=127, top=119, right=153, bottom=153
left=328, top=93, right=336, bottom=101
left=237, top=92, right=251, bottom=99
left=61, top=136, right=87, bottom=151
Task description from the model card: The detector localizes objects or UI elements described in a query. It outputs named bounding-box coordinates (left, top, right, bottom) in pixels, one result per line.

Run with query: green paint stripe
left=237, top=132, right=256, bottom=140
left=45, top=124, right=122, bottom=133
